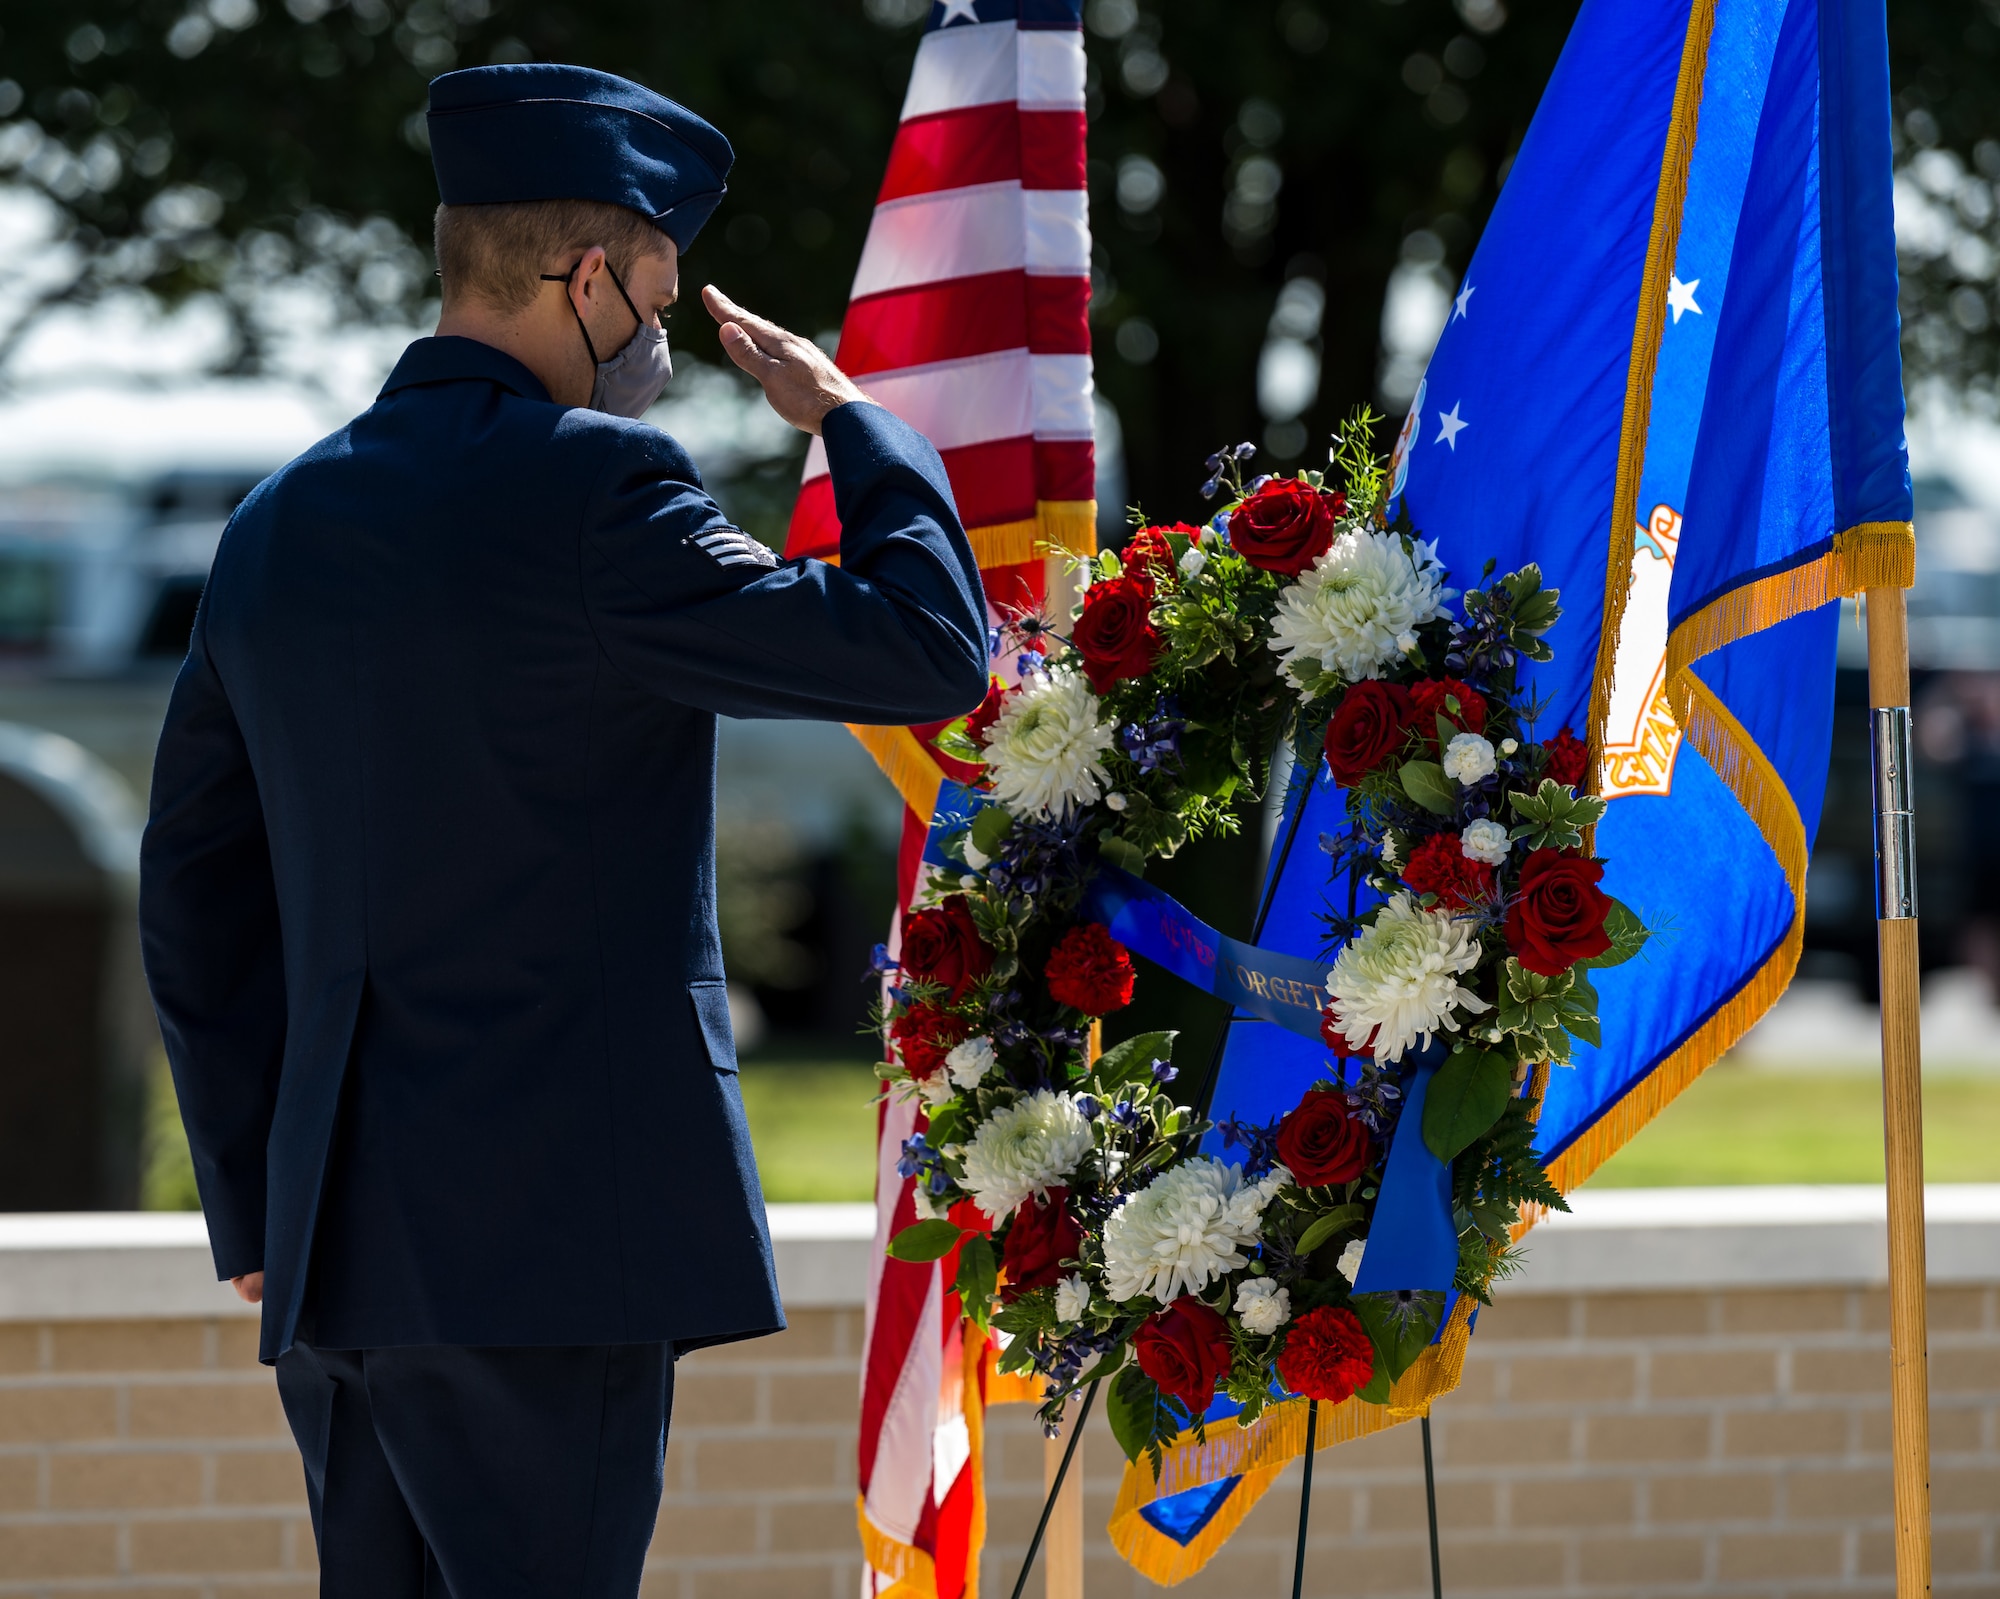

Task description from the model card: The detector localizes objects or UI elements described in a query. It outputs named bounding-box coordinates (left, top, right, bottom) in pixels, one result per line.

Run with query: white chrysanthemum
left=1326, top=893, right=1491, bottom=1063
left=1461, top=818, right=1511, bottom=866
left=1054, top=1273, right=1091, bottom=1323
left=1266, top=530, right=1451, bottom=685
left=945, top=1036, right=997, bottom=1092
left=1102, top=1158, right=1292, bottom=1303
left=1443, top=732, right=1496, bottom=785
left=1235, top=1276, right=1291, bottom=1335
left=982, top=668, right=1116, bottom=819
left=958, top=1089, right=1095, bottom=1220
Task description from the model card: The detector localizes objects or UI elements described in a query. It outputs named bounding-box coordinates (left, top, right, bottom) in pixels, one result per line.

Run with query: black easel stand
left=1007, top=1379, right=1099, bottom=1599
left=1423, top=1415, right=1444, bottom=1598
left=1289, top=1400, right=1319, bottom=1599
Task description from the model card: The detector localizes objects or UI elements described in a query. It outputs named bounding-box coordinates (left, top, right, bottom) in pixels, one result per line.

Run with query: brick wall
left=0, top=1286, right=1993, bottom=1597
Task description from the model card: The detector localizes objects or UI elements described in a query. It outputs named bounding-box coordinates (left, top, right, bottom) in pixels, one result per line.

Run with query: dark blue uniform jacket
left=139, top=337, right=987, bottom=1363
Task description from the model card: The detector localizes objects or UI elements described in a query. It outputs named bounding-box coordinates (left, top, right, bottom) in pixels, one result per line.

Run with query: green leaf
left=1580, top=899, right=1649, bottom=969
left=1107, top=1365, right=1168, bottom=1466
left=924, top=1102, right=968, bottom=1151
left=1095, top=1030, right=1177, bottom=1090
left=1507, top=777, right=1607, bottom=850
left=887, top=1219, right=964, bottom=1262
left=969, top=804, right=1014, bottom=860
left=955, top=1233, right=997, bottom=1328
left=1097, top=833, right=1149, bottom=877
left=1398, top=759, right=1457, bottom=815
left=1080, top=1343, right=1127, bottom=1386
left=1354, top=1359, right=1393, bottom=1405
left=1352, top=1290, right=1446, bottom=1385
left=1423, top=1049, right=1517, bottom=1163
left=1294, top=1204, right=1366, bottom=1257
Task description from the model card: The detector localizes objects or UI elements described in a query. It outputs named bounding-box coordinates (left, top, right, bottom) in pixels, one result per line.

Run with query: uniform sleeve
left=138, top=599, right=286, bottom=1283
left=579, top=401, right=990, bottom=722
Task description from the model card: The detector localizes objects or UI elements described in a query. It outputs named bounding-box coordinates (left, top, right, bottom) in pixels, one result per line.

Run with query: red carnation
left=948, top=1196, right=994, bottom=1236
left=1400, top=832, right=1495, bottom=910
left=1227, top=478, right=1339, bottom=575
left=891, top=1004, right=970, bottom=1079
left=1121, top=526, right=1178, bottom=592
left=1542, top=726, right=1589, bottom=788
left=1072, top=576, right=1164, bottom=693
left=964, top=679, right=1015, bottom=749
left=1134, top=1297, right=1233, bottom=1415
left=1276, top=1305, right=1376, bottom=1404
left=999, top=1188, right=1084, bottom=1301
left=1043, top=923, right=1135, bottom=1015
left=900, top=895, right=993, bottom=1001
left=1324, top=681, right=1414, bottom=786
left=1274, top=1088, right=1374, bottom=1186
left=1407, top=678, right=1487, bottom=748
left=1505, top=848, right=1614, bottom=976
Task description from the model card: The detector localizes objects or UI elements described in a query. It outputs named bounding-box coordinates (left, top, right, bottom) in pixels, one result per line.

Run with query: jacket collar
left=378, top=336, right=554, bottom=404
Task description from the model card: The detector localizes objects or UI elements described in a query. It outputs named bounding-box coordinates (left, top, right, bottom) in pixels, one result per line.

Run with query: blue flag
left=1113, top=0, right=1912, bottom=1576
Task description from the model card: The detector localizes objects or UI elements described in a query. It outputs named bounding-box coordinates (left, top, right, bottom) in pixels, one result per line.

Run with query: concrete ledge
left=0, top=1186, right=1994, bottom=1321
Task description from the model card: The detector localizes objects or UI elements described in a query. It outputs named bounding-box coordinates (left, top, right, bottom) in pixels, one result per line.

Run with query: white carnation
left=982, top=668, right=1116, bottom=820
left=1460, top=818, right=1511, bottom=865
left=917, top=1073, right=957, bottom=1108
left=1234, top=1276, right=1291, bottom=1335
left=1443, top=732, right=1496, bottom=785
left=1055, top=1273, right=1091, bottom=1323
left=912, top=1185, right=949, bottom=1222
left=1179, top=544, right=1209, bottom=579
left=962, top=837, right=991, bottom=870
left=1338, top=1238, right=1366, bottom=1283
left=959, top=1089, right=1095, bottom=1220
left=945, top=1036, right=997, bottom=1092
left=1102, top=1158, right=1292, bottom=1303
left=1326, top=893, right=1491, bottom=1064
left=1266, top=530, right=1451, bottom=685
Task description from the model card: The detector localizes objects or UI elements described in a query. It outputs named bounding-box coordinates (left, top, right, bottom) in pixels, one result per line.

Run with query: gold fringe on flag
left=965, top=500, right=1101, bottom=570
left=845, top=723, right=947, bottom=823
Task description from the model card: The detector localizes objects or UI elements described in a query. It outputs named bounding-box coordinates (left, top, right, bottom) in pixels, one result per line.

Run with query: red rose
left=900, top=895, right=992, bottom=1001
left=1407, top=678, right=1487, bottom=748
left=891, top=1004, right=970, bottom=1079
left=1043, top=923, right=1135, bottom=1015
left=1121, top=526, right=1179, bottom=592
left=1505, top=848, right=1614, bottom=976
left=1400, top=832, right=1495, bottom=910
left=1134, top=1297, right=1233, bottom=1415
left=1072, top=576, right=1163, bottom=694
left=1324, top=681, right=1414, bottom=786
left=1274, top=1088, right=1374, bottom=1186
left=999, top=1188, right=1084, bottom=1301
left=964, top=679, right=1014, bottom=748
left=1276, top=1305, right=1376, bottom=1404
left=1542, top=726, right=1589, bottom=788
left=1227, top=478, right=1339, bottom=575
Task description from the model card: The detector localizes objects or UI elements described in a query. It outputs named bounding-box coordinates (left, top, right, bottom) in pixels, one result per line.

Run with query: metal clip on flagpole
left=1865, top=586, right=1931, bottom=1598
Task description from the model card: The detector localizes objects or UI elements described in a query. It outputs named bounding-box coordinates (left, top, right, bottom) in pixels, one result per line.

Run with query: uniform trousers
left=274, top=1342, right=674, bottom=1598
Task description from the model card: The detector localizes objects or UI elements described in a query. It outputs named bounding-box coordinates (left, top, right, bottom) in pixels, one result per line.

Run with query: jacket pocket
left=688, top=980, right=739, bottom=1074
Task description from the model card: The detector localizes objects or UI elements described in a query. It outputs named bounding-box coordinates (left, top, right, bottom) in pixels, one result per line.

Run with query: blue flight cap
left=426, top=65, right=733, bottom=251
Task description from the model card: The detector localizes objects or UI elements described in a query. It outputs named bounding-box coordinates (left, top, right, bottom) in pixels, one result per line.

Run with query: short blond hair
left=433, top=199, right=670, bottom=315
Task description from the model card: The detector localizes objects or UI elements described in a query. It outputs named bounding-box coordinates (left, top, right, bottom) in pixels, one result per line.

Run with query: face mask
left=540, top=258, right=674, bottom=418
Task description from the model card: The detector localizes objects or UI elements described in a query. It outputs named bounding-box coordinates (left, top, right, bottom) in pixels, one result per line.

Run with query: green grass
left=738, top=1056, right=883, bottom=1202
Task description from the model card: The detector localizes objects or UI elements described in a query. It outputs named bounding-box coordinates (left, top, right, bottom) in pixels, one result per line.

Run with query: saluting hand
left=704, top=286, right=870, bottom=436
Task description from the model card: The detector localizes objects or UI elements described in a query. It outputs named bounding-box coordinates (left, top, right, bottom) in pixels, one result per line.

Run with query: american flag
left=781, top=3, right=1095, bottom=1595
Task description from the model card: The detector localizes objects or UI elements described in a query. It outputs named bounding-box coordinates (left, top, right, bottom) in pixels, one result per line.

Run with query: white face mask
left=541, top=257, right=674, bottom=418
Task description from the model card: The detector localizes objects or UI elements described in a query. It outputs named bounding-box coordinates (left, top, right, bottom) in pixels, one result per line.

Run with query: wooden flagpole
left=1042, top=1396, right=1085, bottom=1599
left=1864, top=585, right=1931, bottom=1597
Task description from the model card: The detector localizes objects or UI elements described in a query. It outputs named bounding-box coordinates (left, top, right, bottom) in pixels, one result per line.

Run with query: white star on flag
left=1435, top=401, right=1468, bottom=449
left=1667, top=275, right=1702, bottom=323
left=1453, top=283, right=1475, bottom=320
left=938, top=0, right=981, bottom=21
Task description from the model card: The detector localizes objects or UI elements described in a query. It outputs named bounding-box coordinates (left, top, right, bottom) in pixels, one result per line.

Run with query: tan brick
left=215, top=1585, right=321, bottom=1599
left=128, top=1378, right=289, bottom=1440
left=695, top=1435, right=841, bottom=1493
left=699, top=1313, right=846, bottom=1365
left=768, top=1373, right=861, bottom=1427
left=131, top=1514, right=289, bottom=1573
left=1473, top=1295, right=1575, bottom=1341
left=1585, top=1291, right=1712, bottom=1338
left=1648, top=1471, right=1777, bottom=1522
left=50, top=1449, right=205, bottom=1508
left=690, top=1562, right=845, bottom=1599
left=0, top=1383, right=120, bottom=1442
left=0, top=1324, right=43, bottom=1373
left=1587, top=1413, right=1711, bottom=1463
left=1145, top=1547, right=1290, bottom=1598
left=1931, top=1345, right=2000, bottom=1395
left=650, top=1498, right=762, bottom=1559
left=1718, top=1530, right=1845, bottom=1579
left=0, top=1449, right=40, bottom=1507
left=1361, top=1481, right=1493, bottom=1532
left=1577, top=1534, right=1707, bottom=1584
left=1444, top=1359, right=1497, bottom=1405
left=1934, top=1464, right=2000, bottom=1515
left=1652, top=1347, right=1777, bottom=1399
left=1307, top=1425, right=1419, bottom=1478
left=1434, top=1536, right=1567, bottom=1589
left=0, top=1520, right=121, bottom=1577
left=1793, top=1346, right=1890, bottom=1395
left=1858, top=1402, right=1983, bottom=1452
left=672, top=1372, right=760, bottom=1427
left=1721, top=1408, right=1849, bottom=1458
left=1718, top=1288, right=1853, bottom=1334
left=768, top=1495, right=865, bottom=1554
left=1302, top=1541, right=1434, bottom=1597
left=214, top=1448, right=307, bottom=1506
left=215, top=1319, right=265, bottom=1370
left=1505, top=1474, right=1635, bottom=1528
left=51, top=1320, right=210, bottom=1372
left=1505, top=1354, right=1636, bottom=1404
left=1859, top=1286, right=1992, bottom=1332
left=1931, top=1525, right=1992, bottom=1574
left=1786, top=1465, right=1892, bottom=1519
left=1435, top=1415, right=1574, bottom=1467
left=44, top=1588, right=207, bottom=1599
